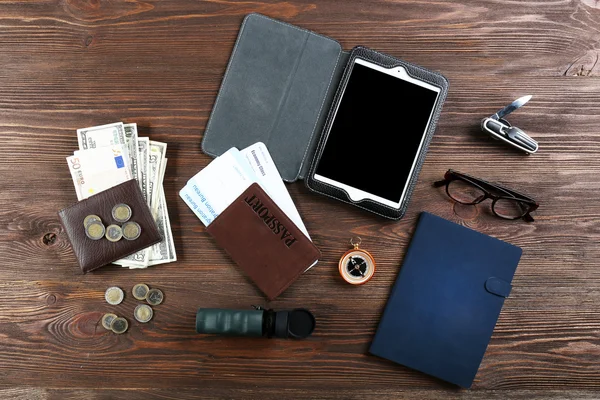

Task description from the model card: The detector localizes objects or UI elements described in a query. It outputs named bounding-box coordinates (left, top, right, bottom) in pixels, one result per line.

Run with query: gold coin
left=83, top=214, right=101, bottom=228
left=132, top=283, right=149, bottom=300
left=134, top=304, right=153, bottom=323
left=85, top=221, right=105, bottom=240
left=105, top=224, right=123, bottom=242
left=110, top=317, right=128, bottom=334
left=105, top=286, right=124, bottom=305
left=101, top=313, right=118, bottom=330
left=112, top=203, right=132, bottom=223
left=146, top=288, right=164, bottom=306
left=122, top=221, right=141, bottom=240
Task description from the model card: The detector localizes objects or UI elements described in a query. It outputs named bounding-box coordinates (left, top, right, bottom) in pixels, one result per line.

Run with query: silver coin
left=134, top=304, right=153, bottom=323
left=110, top=317, right=128, bottom=334
left=112, top=203, right=132, bottom=223
left=122, top=221, right=141, bottom=240
left=146, top=288, right=164, bottom=306
left=105, top=286, right=124, bottom=305
left=101, top=313, right=118, bottom=330
left=105, top=224, right=123, bottom=242
left=83, top=214, right=101, bottom=228
left=85, top=221, right=105, bottom=240
left=132, top=283, right=149, bottom=300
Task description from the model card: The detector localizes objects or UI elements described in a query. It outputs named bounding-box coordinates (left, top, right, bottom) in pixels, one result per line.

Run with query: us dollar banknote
left=123, top=123, right=139, bottom=184
left=137, top=137, right=149, bottom=203
left=148, top=141, right=167, bottom=216
left=147, top=186, right=177, bottom=267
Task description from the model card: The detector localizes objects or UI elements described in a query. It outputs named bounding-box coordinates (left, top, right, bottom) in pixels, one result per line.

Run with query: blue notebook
left=369, top=212, right=522, bottom=388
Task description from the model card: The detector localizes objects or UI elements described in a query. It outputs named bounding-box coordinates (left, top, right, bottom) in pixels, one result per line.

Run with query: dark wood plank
left=0, top=0, right=599, bottom=397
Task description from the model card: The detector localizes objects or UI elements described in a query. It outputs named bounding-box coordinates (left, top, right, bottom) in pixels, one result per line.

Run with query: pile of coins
left=102, top=313, right=129, bottom=334
left=103, top=286, right=128, bottom=334
left=85, top=203, right=142, bottom=242
left=102, top=284, right=164, bottom=334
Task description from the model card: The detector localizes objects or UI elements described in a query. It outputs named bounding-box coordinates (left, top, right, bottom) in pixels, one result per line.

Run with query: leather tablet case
left=369, top=212, right=522, bottom=388
left=201, top=13, right=448, bottom=219
left=58, top=179, right=162, bottom=273
left=206, top=182, right=321, bottom=300
left=202, top=13, right=348, bottom=183
left=304, top=46, right=449, bottom=219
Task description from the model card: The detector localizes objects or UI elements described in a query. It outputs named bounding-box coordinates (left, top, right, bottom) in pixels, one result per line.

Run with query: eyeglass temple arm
left=433, top=179, right=449, bottom=188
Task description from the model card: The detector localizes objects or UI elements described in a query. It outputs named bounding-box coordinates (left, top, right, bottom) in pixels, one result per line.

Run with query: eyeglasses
left=434, top=169, right=539, bottom=222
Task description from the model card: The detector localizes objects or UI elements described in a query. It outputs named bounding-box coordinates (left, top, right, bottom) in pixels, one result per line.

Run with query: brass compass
left=339, top=237, right=376, bottom=285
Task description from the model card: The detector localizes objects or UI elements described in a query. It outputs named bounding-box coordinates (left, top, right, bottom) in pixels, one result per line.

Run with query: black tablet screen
left=314, top=62, right=439, bottom=203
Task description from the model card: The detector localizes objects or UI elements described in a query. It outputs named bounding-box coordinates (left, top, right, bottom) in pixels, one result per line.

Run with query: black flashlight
left=195, top=306, right=316, bottom=339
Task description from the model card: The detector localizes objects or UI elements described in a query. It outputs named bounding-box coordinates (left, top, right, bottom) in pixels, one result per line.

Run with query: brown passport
left=58, top=179, right=162, bottom=273
left=206, top=183, right=321, bottom=300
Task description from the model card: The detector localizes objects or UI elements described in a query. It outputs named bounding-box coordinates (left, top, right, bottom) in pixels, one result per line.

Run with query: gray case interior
left=202, top=13, right=350, bottom=182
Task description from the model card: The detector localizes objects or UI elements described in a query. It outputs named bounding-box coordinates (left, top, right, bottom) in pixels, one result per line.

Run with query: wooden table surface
left=1, top=0, right=600, bottom=399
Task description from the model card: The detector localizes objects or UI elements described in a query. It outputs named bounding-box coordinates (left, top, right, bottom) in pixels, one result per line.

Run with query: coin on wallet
left=105, top=224, right=123, bottom=242
left=101, top=313, right=118, bottom=330
left=146, top=288, right=164, bottom=306
left=85, top=221, right=105, bottom=240
left=112, top=203, right=132, bottom=223
left=122, top=221, right=141, bottom=240
left=132, top=283, right=149, bottom=300
left=110, top=317, right=129, bottom=334
left=134, top=304, right=153, bottom=323
left=83, top=214, right=101, bottom=228
left=105, top=286, right=124, bottom=305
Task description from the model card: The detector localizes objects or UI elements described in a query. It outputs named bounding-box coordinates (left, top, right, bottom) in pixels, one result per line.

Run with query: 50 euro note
left=67, top=145, right=132, bottom=200
left=77, top=122, right=130, bottom=174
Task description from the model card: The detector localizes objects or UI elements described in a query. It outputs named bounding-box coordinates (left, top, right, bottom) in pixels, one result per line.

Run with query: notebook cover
left=201, top=13, right=348, bottom=182
left=369, top=212, right=522, bottom=388
left=58, top=179, right=162, bottom=273
left=206, top=182, right=321, bottom=300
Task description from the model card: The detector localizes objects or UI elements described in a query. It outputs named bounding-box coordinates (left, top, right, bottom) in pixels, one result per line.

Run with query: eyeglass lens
left=446, top=179, right=486, bottom=205
left=493, top=198, right=529, bottom=219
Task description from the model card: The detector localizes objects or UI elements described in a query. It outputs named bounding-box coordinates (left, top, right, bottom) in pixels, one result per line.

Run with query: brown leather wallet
left=206, top=183, right=321, bottom=300
left=58, top=179, right=162, bottom=273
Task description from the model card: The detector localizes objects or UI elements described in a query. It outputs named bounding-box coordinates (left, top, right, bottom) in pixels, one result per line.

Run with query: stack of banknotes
left=66, top=122, right=176, bottom=268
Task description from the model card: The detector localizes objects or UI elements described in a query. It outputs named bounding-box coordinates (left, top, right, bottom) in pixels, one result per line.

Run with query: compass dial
left=339, top=249, right=375, bottom=285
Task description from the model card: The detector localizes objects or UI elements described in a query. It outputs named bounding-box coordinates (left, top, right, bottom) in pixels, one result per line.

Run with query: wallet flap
left=58, top=180, right=162, bottom=273
left=201, top=13, right=343, bottom=182
left=206, top=182, right=321, bottom=300
left=484, top=277, right=512, bottom=298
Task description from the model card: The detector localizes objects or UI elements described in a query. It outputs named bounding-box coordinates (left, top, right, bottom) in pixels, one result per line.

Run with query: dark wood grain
left=1, top=0, right=600, bottom=398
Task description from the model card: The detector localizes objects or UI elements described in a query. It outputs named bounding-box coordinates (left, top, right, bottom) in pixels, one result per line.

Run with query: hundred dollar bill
left=147, top=186, right=177, bottom=267
left=123, top=123, right=139, bottom=184
left=148, top=141, right=167, bottom=216
left=77, top=122, right=130, bottom=174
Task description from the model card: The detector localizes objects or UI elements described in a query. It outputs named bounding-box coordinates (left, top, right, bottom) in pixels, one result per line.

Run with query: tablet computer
left=306, top=46, right=448, bottom=219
